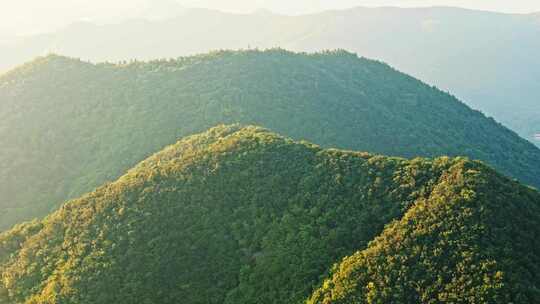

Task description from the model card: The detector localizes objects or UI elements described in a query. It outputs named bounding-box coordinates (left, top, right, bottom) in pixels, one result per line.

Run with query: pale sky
left=1, top=0, right=540, bottom=36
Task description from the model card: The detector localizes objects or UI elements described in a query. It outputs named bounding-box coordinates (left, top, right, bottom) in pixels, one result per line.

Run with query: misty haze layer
left=2, top=0, right=540, bottom=36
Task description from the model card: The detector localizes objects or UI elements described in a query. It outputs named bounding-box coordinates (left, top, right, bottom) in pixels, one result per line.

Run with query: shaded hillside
left=1, top=49, right=539, bottom=230
left=1, top=7, right=539, bottom=144
left=1, top=125, right=539, bottom=304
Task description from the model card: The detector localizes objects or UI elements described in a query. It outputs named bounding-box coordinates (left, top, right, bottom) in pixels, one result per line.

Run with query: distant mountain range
left=1, top=49, right=539, bottom=230
left=1, top=125, right=539, bottom=303
left=0, top=6, right=539, bottom=145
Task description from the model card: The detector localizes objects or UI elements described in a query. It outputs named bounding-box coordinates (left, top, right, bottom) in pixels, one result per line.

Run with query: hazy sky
left=2, top=0, right=540, bottom=36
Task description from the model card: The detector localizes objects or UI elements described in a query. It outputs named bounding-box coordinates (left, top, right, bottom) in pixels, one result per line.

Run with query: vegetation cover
left=1, top=49, right=539, bottom=230
left=1, top=125, right=539, bottom=304
left=2, top=7, right=539, bottom=146
left=309, top=158, right=540, bottom=303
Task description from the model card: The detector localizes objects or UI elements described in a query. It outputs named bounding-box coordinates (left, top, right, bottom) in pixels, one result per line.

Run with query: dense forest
left=309, top=158, right=540, bottom=303
left=1, top=7, right=539, bottom=146
left=1, top=49, right=539, bottom=230
left=1, top=125, right=539, bottom=304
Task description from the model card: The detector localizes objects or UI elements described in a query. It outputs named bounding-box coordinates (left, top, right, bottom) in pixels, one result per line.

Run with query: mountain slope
left=1, top=125, right=539, bottom=304
left=309, top=158, right=540, bottom=303
left=1, top=7, right=539, bottom=145
left=0, top=49, right=539, bottom=230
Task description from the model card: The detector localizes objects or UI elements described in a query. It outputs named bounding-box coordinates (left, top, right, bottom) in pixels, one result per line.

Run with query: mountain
left=1, top=49, right=539, bottom=231
left=309, top=151, right=540, bottom=303
left=1, top=125, right=539, bottom=303
left=0, top=7, right=539, bottom=145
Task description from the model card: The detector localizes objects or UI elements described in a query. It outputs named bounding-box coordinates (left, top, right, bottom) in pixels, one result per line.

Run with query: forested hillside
left=310, top=159, right=540, bottom=303
left=1, top=125, right=539, bottom=304
left=1, top=49, right=539, bottom=230
left=1, top=7, right=539, bottom=145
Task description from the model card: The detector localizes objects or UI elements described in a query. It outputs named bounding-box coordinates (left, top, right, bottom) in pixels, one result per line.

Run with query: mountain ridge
left=2, top=6, right=538, bottom=147
left=1, top=49, right=539, bottom=230
left=310, top=157, right=540, bottom=303
left=1, top=125, right=539, bottom=303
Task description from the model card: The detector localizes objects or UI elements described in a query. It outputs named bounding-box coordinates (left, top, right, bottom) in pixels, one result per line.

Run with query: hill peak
left=1, top=48, right=539, bottom=231
left=1, top=125, right=539, bottom=304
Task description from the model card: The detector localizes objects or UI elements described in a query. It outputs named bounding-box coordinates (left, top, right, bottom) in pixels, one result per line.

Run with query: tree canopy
left=1, top=49, right=539, bottom=230
left=1, top=125, right=539, bottom=304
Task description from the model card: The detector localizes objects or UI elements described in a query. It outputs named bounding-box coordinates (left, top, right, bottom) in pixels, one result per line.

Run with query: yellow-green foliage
left=1, top=125, right=538, bottom=304
left=1, top=49, right=539, bottom=230
left=309, top=161, right=540, bottom=304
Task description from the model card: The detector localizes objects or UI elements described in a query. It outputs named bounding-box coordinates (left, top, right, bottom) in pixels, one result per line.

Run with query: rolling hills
left=1, top=49, right=539, bottom=230
left=1, top=6, right=539, bottom=145
left=1, top=125, right=539, bottom=304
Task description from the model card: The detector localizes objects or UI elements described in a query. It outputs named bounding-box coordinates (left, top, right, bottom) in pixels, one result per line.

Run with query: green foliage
left=1, top=49, right=539, bottom=230
left=1, top=125, right=539, bottom=304
left=309, top=161, right=540, bottom=304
